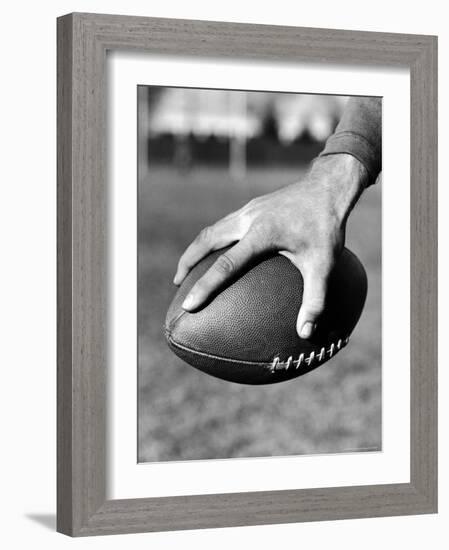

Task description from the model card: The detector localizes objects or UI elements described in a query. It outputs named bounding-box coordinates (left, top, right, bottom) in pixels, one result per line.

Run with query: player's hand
left=174, top=153, right=368, bottom=339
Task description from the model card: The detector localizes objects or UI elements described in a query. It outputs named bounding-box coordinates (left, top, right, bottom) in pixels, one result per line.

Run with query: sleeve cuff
left=318, top=131, right=382, bottom=186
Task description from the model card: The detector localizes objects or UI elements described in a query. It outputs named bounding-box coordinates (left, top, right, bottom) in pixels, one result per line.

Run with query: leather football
left=165, top=247, right=367, bottom=385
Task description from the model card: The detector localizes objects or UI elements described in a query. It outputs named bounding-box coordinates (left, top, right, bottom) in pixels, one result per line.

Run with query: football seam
left=166, top=334, right=349, bottom=372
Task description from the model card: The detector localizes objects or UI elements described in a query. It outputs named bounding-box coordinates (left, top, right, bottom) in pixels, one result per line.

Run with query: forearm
left=318, top=97, right=382, bottom=185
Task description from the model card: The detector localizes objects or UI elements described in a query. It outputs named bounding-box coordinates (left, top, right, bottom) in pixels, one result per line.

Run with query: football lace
left=269, top=336, right=350, bottom=373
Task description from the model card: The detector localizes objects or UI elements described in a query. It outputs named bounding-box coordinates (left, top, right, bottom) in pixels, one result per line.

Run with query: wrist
left=309, top=153, right=368, bottom=224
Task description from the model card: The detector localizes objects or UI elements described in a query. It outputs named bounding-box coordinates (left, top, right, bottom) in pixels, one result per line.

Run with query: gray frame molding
left=57, top=12, right=437, bottom=536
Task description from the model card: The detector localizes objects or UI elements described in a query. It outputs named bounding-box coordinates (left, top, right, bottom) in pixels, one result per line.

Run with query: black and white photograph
left=137, top=86, right=382, bottom=463
left=1, top=0, right=441, bottom=543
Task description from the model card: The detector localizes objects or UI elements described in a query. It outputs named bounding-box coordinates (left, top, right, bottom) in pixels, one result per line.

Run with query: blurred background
left=137, top=86, right=381, bottom=462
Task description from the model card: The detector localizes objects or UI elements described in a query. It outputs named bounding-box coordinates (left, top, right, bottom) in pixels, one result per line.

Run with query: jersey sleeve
left=318, top=97, right=382, bottom=185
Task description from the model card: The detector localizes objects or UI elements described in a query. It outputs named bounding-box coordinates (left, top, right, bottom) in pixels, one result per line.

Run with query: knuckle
left=214, top=253, right=235, bottom=275
left=197, top=225, right=214, bottom=244
left=249, top=217, right=272, bottom=241
left=244, top=197, right=260, bottom=211
left=236, top=201, right=260, bottom=231
left=236, top=211, right=253, bottom=234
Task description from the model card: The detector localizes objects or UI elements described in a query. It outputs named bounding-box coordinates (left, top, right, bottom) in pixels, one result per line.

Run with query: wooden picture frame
left=57, top=12, right=437, bottom=536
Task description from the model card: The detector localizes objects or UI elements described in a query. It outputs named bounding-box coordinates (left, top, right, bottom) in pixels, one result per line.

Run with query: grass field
left=138, top=165, right=381, bottom=462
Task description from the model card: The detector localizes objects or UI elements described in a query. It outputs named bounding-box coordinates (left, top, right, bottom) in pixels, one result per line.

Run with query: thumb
left=296, top=263, right=329, bottom=339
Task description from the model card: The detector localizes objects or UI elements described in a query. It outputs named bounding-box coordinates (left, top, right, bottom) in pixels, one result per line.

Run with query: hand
left=174, top=154, right=368, bottom=339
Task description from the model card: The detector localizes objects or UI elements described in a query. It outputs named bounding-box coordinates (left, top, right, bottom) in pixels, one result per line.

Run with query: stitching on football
left=166, top=333, right=349, bottom=372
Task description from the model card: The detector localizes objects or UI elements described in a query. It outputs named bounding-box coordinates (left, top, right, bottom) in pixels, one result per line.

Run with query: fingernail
left=173, top=274, right=180, bottom=285
left=300, top=321, right=314, bottom=339
left=182, top=294, right=196, bottom=311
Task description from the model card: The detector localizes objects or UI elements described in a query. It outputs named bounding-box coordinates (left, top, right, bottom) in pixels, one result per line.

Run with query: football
left=165, top=247, right=367, bottom=385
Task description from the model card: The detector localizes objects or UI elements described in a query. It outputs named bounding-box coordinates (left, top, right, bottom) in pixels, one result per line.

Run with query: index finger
left=182, top=233, right=264, bottom=312
left=174, top=218, right=239, bottom=286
